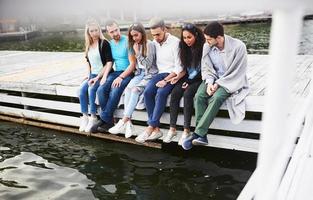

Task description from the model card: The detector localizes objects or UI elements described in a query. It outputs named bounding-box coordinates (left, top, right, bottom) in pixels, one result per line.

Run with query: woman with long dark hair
left=163, top=23, right=205, bottom=144
left=108, top=22, right=158, bottom=138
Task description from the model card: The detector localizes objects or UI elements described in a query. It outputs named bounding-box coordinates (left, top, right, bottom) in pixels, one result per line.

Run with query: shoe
left=90, top=119, right=105, bottom=133
left=182, top=133, right=199, bottom=150
left=79, top=116, right=89, bottom=132
left=192, top=135, right=208, bottom=146
left=135, top=131, right=150, bottom=143
left=125, top=121, right=134, bottom=138
left=178, top=131, right=190, bottom=146
left=108, top=119, right=126, bottom=134
left=85, top=117, right=98, bottom=132
left=97, top=122, right=114, bottom=133
left=147, top=130, right=163, bottom=141
left=163, top=130, right=176, bottom=143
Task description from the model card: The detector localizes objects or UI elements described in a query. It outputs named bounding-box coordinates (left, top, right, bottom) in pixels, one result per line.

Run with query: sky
left=0, top=0, right=312, bottom=25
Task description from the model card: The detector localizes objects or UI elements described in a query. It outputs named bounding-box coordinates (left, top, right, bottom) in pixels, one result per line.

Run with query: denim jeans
left=143, top=73, right=175, bottom=127
left=79, top=74, right=100, bottom=115
left=123, top=69, right=145, bottom=118
left=97, top=71, right=133, bottom=124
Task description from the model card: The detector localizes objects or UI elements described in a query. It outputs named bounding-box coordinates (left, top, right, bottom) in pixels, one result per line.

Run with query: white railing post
left=255, top=7, right=304, bottom=200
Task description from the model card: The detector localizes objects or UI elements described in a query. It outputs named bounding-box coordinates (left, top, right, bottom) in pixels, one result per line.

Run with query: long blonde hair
left=84, top=19, right=106, bottom=57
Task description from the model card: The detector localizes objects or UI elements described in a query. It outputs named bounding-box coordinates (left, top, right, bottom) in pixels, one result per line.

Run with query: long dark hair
left=179, top=23, right=205, bottom=70
left=128, top=22, right=147, bottom=57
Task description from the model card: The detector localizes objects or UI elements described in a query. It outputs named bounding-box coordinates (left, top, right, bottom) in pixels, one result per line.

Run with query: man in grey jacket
left=182, top=21, right=249, bottom=150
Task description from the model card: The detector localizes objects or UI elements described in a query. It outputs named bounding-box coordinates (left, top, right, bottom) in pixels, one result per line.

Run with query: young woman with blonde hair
left=78, top=19, right=113, bottom=132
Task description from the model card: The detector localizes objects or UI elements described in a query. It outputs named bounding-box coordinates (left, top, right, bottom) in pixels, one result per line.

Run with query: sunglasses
left=130, top=23, right=140, bottom=29
left=182, top=23, right=196, bottom=30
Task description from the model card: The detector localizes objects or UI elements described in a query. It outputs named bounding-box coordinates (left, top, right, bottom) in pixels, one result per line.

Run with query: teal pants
left=194, top=82, right=230, bottom=136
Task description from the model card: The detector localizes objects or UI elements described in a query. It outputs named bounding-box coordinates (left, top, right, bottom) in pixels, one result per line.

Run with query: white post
left=106, top=9, right=111, bottom=19
left=120, top=9, right=125, bottom=21
left=255, top=7, right=304, bottom=200
left=21, top=92, right=29, bottom=109
left=133, top=10, right=138, bottom=22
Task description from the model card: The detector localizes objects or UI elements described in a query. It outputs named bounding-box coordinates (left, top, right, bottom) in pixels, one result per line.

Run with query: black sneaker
left=90, top=120, right=105, bottom=133
left=97, top=122, right=114, bottom=133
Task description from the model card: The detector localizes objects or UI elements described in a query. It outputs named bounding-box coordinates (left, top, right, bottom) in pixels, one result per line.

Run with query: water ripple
left=0, top=152, right=96, bottom=200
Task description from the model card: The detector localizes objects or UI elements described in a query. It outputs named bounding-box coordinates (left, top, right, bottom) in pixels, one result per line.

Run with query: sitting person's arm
left=99, top=61, right=113, bottom=85
left=169, top=70, right=186, bottom=84
left=111, top=54, right=136, bottom=88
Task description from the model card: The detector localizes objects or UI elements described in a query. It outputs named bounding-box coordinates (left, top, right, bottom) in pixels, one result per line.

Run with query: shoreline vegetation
left=0, top=15, right=312, bottom=53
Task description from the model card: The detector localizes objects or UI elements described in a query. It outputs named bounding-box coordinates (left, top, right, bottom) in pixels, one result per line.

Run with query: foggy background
left=0, top=0, right=312, bottom=31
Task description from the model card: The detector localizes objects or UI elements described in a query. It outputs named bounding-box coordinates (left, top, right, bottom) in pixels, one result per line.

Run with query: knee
left=170, top=91, right=181, bottom=103
left=183, top=89, right=194, bottom=100
left=195, top=92, right=204, bottom=103
left=96, top=86, right=105, bottom=97
left=156, top=89, right=169, bottom=99
left=79, top=85, right=88, bottom=97
left=110, top=87, right=123, bottom=98
left=171, top=86, right=181, bottom=98
left=88, top=85, right=98, bottom=94
left=144, top=86, right=153, bottom=97
left=209, top=93, right=225, bottom=104
left=131, top=87, right=140, bottom=94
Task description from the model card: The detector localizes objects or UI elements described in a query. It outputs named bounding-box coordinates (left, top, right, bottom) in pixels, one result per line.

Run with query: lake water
left=0, top=20, right=312, bottom=55
left=0, top=121, right=256, bottom=200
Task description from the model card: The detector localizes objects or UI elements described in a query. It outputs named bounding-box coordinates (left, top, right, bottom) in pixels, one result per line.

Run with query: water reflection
left=0, top=121, right=255, bottom=200
left=0, top=152, right=95, bottom=200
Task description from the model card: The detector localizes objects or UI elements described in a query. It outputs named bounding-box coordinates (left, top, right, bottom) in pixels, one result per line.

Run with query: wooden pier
left=0, top=50, right=312, bottom=152
left=0, top=31, right=40, bottom=42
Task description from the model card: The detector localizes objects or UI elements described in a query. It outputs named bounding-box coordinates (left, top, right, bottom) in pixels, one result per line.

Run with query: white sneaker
left=125, top=121, right=134, bottom=138
left=108, top=119, right=126, bottom=134
left=79, top=115, right=89, bottom=132
left=147, top=130, right=163, bottom=141
left=85, top=117, right=98, bottom=132
left=178, top=131, right=190, bottom=146
left=163, top=130, right=177, bottom=143
left=135, top=131, right=150, bottom=143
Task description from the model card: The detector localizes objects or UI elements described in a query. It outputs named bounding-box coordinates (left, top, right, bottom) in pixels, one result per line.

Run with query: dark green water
left=0, top=20, right=312, bottom=54
left=0, top=121, right=256, bottom=200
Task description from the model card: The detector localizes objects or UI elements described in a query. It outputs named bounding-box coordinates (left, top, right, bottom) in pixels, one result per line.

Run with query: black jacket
left=85, top=39, right=113, bottom=68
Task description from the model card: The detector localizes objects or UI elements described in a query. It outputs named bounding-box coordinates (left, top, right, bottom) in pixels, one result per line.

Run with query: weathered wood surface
left=1, top=51, right=312, bottom=99
left=0, top=50, right=311, bottom=152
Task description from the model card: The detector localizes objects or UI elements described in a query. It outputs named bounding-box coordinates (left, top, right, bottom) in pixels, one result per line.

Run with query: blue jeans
left=123, top=69, right=145, bottom=118
left=97, top=71, right=133, bottom=123
left=144, top=73, right=174, bottom=127
left=79, top=74, right=100, bottom=115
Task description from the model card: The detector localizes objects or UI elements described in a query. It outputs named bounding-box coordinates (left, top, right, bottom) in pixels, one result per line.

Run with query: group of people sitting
left=78, top=17, right=249, bottom=150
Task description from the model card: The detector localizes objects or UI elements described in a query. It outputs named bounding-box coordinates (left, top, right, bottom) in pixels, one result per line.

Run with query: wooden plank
left=0, top=93, right=81, bottom=113
left=0, top=114, right=162, bottom=149
left=0, top=106, right=80, bottom=126
left=114, top=109, right=262, bottom=133
left=0, top=113, right=258, bottom=152
left=55, top=85, right=79, bottom=97
left=0, top=81, right=57, bottom=95
left=0, top=93, right=263, bottom=133
left=0, top=82, right=265, bottom=112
